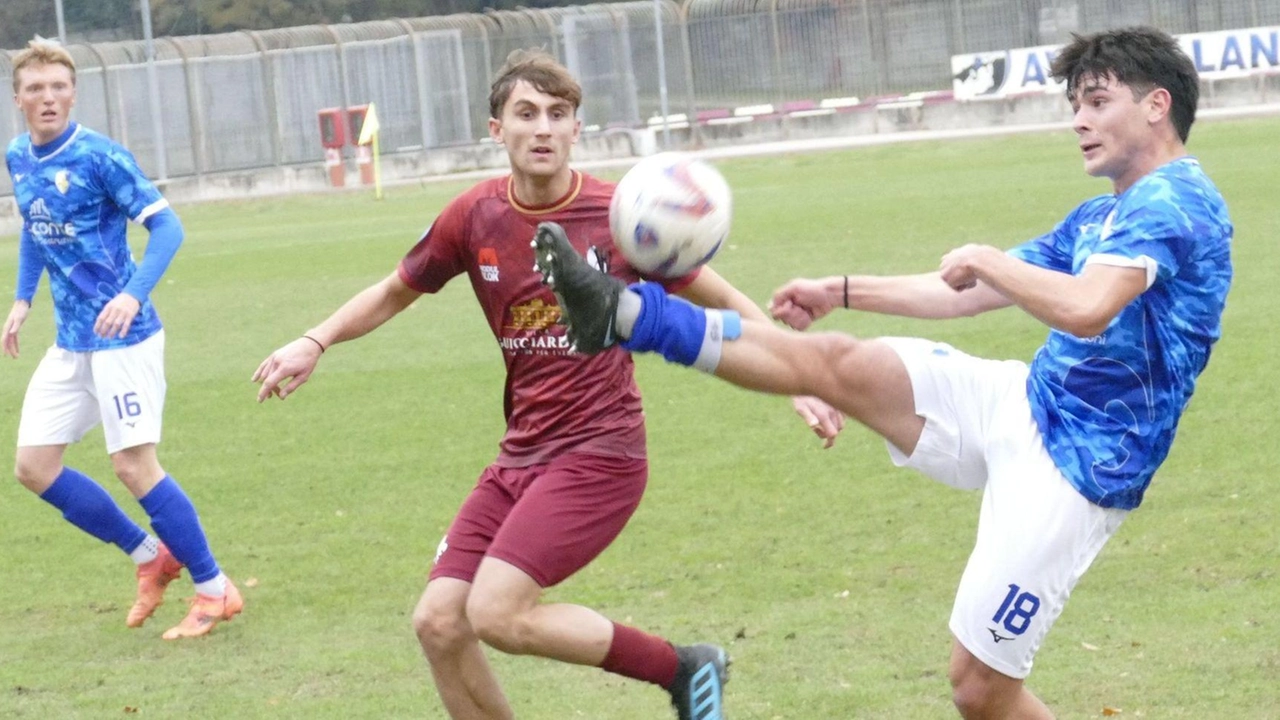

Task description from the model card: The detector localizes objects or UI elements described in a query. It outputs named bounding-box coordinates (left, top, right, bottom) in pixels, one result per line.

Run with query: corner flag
left=357, top=103, right=381, bottom=145
left=357, top=103, right=383, bottom=199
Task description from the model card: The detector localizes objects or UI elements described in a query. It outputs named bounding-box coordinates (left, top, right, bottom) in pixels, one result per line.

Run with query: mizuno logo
left=13, top=173, right=25, bottom=182
left=988, top=628, right=1014, bottom=643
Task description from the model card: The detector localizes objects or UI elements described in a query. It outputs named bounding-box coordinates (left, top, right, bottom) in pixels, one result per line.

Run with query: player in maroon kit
left=253, top=50, right=841, bottom=719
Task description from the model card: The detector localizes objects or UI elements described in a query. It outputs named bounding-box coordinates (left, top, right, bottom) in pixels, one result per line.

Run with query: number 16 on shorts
left=112, top=391, right=143, bottom=420
left=990, top=583, right=1041, bottom=641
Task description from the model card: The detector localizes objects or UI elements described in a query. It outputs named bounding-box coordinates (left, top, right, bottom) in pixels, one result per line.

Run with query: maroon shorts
left=429, top=452, right=648, bottom=588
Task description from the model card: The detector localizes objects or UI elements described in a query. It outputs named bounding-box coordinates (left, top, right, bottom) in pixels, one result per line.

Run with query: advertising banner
left=953, top=26, right=1280, bottom=100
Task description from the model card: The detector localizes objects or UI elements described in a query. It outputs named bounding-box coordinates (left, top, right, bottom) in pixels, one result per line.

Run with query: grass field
left=1, top=116, right=1277, bottom=719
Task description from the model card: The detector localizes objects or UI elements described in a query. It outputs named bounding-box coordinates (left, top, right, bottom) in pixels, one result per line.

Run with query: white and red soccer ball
left=609, top=153, right=732, bottom=278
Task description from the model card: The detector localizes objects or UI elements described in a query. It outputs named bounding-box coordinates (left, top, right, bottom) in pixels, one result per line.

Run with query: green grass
left=2, top=116, right=1278, bottom=718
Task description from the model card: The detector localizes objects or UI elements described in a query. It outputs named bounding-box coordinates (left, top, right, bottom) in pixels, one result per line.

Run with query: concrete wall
left=2, top=72, right=1277, bottom=237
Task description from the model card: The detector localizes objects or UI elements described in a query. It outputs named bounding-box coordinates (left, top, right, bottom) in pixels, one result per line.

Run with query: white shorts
left=17, top=331, right=166, bottom=454
left=881, top=337, right=1128, bottom=679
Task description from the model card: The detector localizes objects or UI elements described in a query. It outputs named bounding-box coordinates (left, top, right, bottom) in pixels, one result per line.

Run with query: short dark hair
left=1050, top=26, right=1198, bottom=143
left=488, top=49, right=582, bottom=119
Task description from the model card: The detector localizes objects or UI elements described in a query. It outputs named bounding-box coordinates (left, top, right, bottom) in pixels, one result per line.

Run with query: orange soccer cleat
left=126, top=544, right=184, bottom=628
left=162, top=578, right=244, bottom=640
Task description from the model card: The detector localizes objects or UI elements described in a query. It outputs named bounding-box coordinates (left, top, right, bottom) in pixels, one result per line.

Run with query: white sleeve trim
left=1084, top=253, right=1157, bottom=290
left=134, top=198, right=170, bottom=225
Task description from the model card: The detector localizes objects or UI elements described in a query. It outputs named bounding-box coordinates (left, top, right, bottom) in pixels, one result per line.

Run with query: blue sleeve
left=1007, top=200, right=1095, bottom=273
left=122, top=208, right=184, bottom=301
left=96, top=142, right=165, bottom=222
left=16, top=228, right=44, bottom=303
left=1093, top=179, right=1193, bottom=284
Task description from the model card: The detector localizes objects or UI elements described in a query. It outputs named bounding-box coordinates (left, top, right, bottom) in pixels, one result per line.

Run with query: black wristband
left=842, top=275, right=849, bottom=309
left=302, top=334, right=326, bottom=353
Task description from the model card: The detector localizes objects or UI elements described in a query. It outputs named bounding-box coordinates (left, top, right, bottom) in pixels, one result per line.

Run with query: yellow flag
left=358, top=103, right=381, bottom=145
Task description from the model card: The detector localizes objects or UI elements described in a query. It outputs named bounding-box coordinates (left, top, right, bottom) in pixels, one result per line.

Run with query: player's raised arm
left=253, top=271, right=422, bottom=401
left=940, top=243, right=1147, bottom=337
left=770, top=271, right=1012, bottom=330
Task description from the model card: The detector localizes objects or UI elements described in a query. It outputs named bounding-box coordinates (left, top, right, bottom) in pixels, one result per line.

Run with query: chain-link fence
left=3, top=0, right=1278, bottom=196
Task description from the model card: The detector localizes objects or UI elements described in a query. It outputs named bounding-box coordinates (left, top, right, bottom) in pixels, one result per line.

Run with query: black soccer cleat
left=531, top=221, right=625, bottom=354
left=667, top=643, right=730, bottom=720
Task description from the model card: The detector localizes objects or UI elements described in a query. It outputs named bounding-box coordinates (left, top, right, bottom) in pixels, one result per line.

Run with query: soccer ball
left=609, top=153, right=732, bottom=277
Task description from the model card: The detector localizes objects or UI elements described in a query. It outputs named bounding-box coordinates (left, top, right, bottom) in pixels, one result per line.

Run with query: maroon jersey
left=398, top=171, right=697, bottom=467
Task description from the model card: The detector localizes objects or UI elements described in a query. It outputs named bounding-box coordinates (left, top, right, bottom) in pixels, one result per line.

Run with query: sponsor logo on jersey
left=479, top=247, right=499, bottom=282
left=500, top=299, right=570, bottom=355
left=497, top=334, right=572, bottom=353
left=29, top=198, right=50, bottom=220
left=506, top=298, right=561, bottom=330
left=26, top=197, right=77, bottom=243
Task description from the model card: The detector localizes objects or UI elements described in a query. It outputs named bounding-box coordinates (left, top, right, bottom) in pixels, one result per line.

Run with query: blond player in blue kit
left=5, top=41, right=241, bottom=639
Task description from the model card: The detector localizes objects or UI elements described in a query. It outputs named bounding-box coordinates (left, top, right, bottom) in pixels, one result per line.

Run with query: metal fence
left=3, top=0, right=1277, bottom=195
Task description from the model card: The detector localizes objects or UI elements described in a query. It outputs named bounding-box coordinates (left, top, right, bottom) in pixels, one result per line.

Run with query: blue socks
left=40, top=467, right=148, bottom=553
left=620, top=282, right=741, bottom=371
left=39, top=469, right=221, bottom=584
left=139, top=477, right=221, bottom=583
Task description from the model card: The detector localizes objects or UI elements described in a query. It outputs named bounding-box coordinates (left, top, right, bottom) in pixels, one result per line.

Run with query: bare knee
left=14, top=448, right=63, bottom=494
left=798, top=331, right=897, bottom=409
left=109, top=447, right=163, bottom=497
left=466, top=593, right=537, bottom=656
left=413, top=594, right=474, bottom=657
left=949, top=652, right=1020, bottom=719
left=951, top=676, right=998, bottom=719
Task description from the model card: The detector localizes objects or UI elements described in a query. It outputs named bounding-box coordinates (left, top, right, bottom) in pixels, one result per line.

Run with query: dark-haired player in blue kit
left=5, top=41, right=241, bottom=640
left=535, top=26, right=1231, bottom=718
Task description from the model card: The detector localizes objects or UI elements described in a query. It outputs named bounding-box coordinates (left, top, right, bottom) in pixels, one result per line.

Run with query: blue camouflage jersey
left=1009, top=157, right=1232, bottom=510
left=6, top=122, right=166, bottom=352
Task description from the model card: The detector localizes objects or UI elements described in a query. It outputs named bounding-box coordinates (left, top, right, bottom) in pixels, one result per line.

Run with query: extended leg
left=533, top=224, right=925, bottom=455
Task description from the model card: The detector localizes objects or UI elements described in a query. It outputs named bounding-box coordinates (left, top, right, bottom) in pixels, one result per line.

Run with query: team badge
left=55, top=170, right=71, bottom=194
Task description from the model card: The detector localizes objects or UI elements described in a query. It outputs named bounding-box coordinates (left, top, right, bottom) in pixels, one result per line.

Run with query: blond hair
left=11, top=40, right=77, bottom=93
left=488, top=49, right=581, bottom=119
